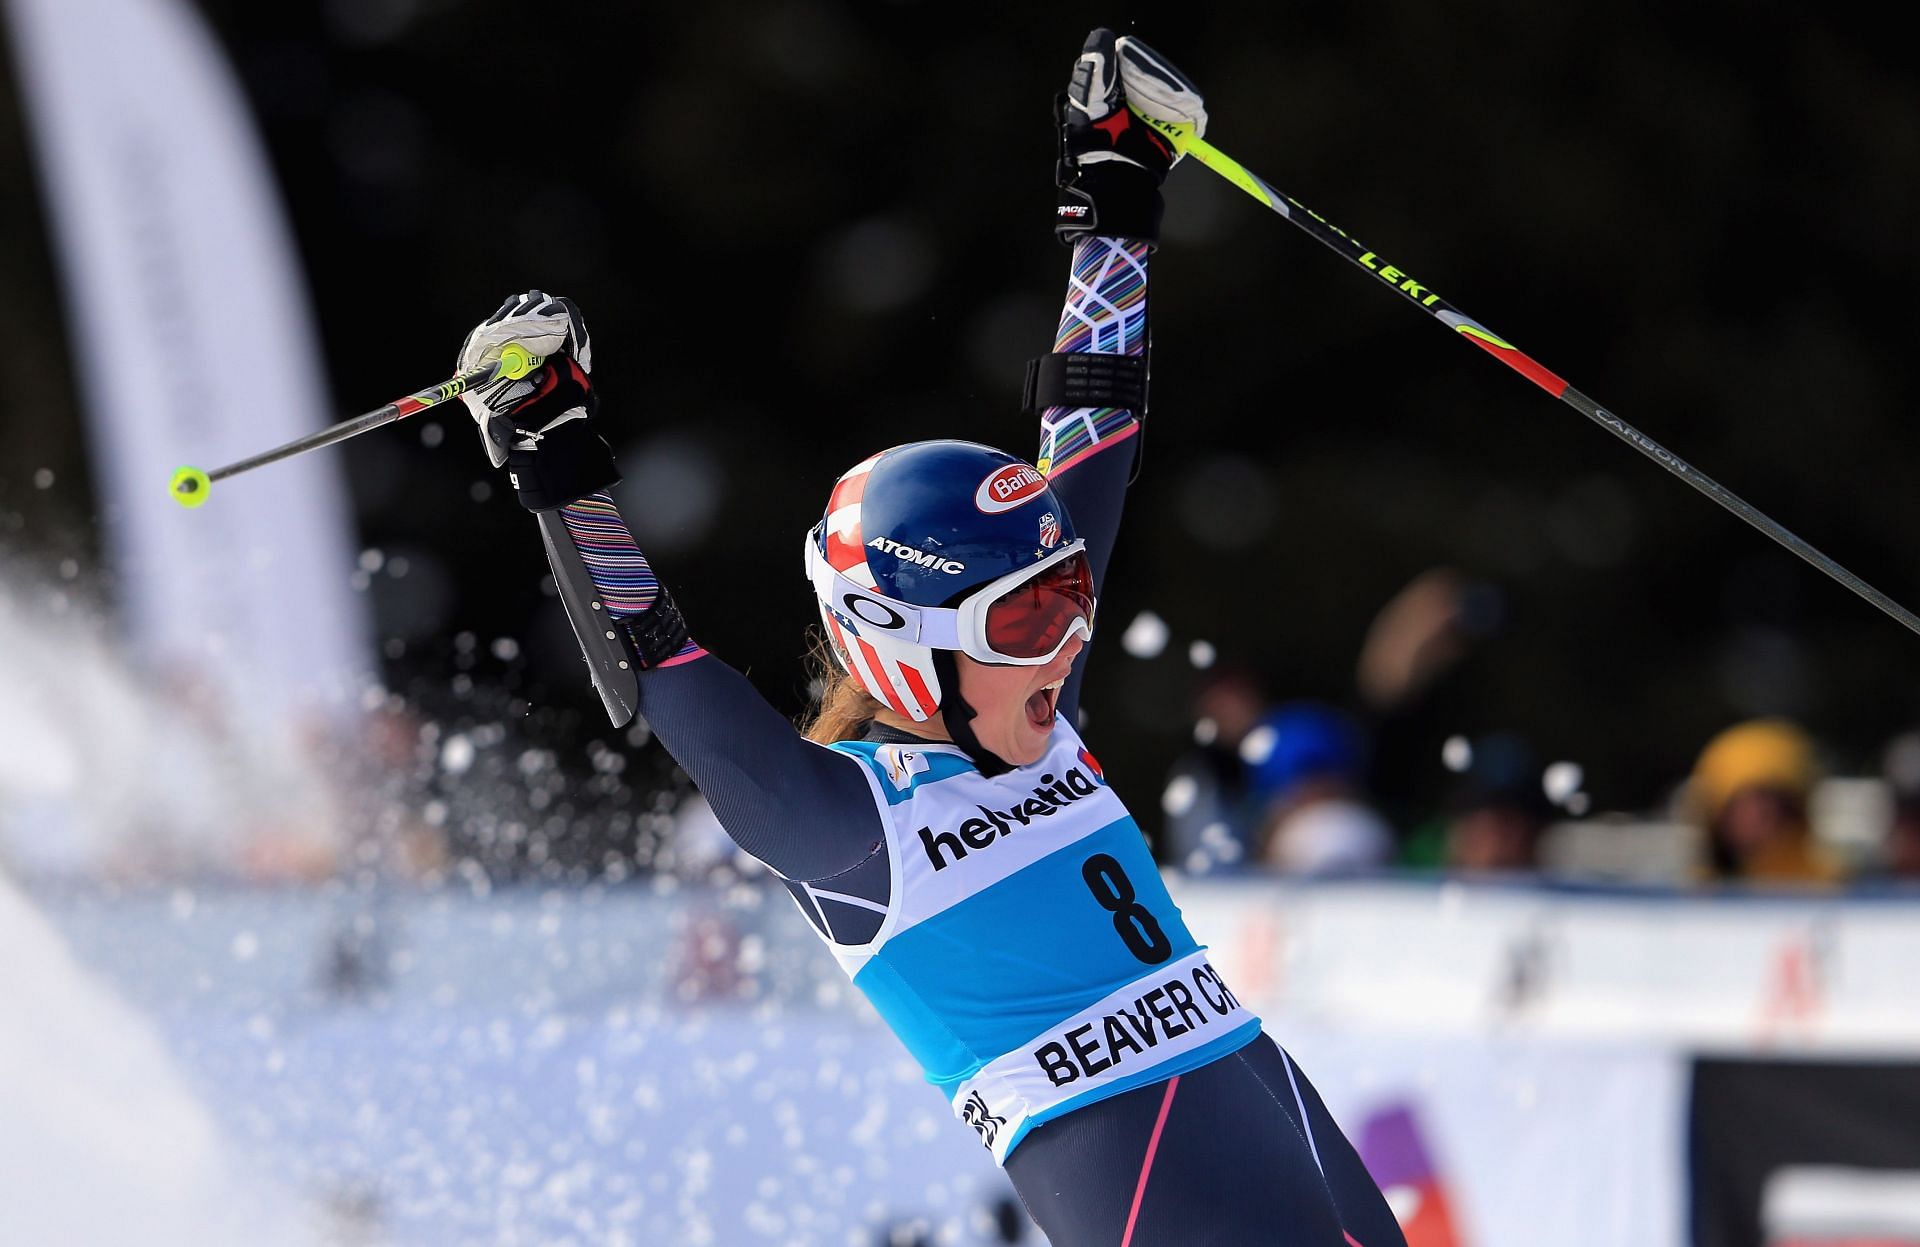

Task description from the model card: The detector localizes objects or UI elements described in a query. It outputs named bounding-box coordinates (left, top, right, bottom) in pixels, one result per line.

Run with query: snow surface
left=0, top=874, right=317, bottom=1245
left=28, top=884, right=1023, bottom=1246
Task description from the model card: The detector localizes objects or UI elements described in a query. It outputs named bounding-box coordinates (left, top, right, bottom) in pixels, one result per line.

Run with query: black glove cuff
left=616, top=588, right=691, bottom=669
left=1022, top=351, right=1149, bottom=416
left=506, top=417, right=620, bottom=511
left=1055, top=164, right=1163, bottom=247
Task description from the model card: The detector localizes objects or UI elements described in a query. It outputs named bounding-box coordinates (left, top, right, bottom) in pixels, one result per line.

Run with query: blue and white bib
left=810, top=722, right=1260, bottom=1162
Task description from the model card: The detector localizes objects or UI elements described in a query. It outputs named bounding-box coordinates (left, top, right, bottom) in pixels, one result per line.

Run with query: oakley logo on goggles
left=806, top=533, right=1096, bottom=666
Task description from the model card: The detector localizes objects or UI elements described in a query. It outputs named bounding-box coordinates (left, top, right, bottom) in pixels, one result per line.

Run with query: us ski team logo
left=1038, top=511, right=1061, bottom=549
left=876, top=744, right=931, bottom=792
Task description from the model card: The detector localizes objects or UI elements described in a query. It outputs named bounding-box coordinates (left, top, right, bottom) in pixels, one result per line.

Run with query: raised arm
left=1034, top=31, right=1208, bottom=725
left=454, top=292, right=884, bottom=883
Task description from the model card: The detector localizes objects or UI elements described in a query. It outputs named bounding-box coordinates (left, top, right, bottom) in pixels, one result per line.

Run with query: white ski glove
left=1070, top=33, right=1208, bottom=162
left=455, top=290, right=617, bottom=510
left=1056, top=30, right=1208, bottom=245
left=456, top=289, right=595, bottom=469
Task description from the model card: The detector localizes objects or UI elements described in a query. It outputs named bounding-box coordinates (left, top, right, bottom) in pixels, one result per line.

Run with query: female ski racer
left=455, top=30, right=1407, bottom=1247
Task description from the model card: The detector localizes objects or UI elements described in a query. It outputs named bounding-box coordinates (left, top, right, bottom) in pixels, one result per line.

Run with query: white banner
left=5, top=0, right=370, bottom=742
left=1274, top=1022, right=1687, bottom=1247
left=1179, top=879, right=1920, bottom=1053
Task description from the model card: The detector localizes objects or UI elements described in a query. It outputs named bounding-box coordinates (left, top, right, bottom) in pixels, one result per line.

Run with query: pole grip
left=497, top=342, right=540, bottom=380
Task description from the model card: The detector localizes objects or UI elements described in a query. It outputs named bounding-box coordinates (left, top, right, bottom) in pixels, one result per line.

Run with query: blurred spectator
left=1445, top=733, right=1554, bottom=874
left=1404, top=732, right=1553, bottom=874
left=1356, top=568, right=1490, bottom=712
left=1886, top=797, right=1920, bottom=880
left=1355, top=567, right=1508, bottom=836
left=1247, top=702, right=1393, bottom=875
left=313, top=697, right=450, bottom=882
left=1879, top=732, right=1920, bottom=880
left=1161, top=669, right=1271, bottom=872
left=1689, top=719, right=1842, bottom=885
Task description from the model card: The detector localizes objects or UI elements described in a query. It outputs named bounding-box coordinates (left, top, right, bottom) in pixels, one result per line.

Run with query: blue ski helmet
left=804, top=440, right=1087, bottom=722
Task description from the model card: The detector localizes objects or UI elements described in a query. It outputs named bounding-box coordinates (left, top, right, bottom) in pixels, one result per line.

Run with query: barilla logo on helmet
left=975, top=463, right=1048, bottom=514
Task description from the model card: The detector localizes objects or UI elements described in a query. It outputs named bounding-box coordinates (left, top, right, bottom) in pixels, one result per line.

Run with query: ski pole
left=1142, top=116, right=1920, bottom=641
left=168, top=342, right=544, bottom=508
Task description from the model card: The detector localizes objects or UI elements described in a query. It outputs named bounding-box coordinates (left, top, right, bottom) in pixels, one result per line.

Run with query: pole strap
left=1021, top=351, right=1149, bottom=417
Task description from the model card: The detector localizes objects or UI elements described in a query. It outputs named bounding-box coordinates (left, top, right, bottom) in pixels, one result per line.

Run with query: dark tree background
left=3, top=1, right=1917, bottom=853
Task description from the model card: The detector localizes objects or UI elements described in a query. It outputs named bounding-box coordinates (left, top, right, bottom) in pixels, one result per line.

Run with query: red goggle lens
left=983, top=553, right=1095, bottom=659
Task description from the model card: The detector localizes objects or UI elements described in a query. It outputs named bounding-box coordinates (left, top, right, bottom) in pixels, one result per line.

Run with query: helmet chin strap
left=930, top=650, right=1016, bottom=777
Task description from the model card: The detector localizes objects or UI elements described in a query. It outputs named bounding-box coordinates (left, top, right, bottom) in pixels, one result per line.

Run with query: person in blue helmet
left=1250, top=702, right=1395, bottom=876
left=454, top=29, right=1407, bottom=1247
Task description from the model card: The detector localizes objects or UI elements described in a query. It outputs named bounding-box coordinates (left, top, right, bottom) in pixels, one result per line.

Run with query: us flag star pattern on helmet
left=817, top=452, right=942, bottom=720
left=822, top=452, right=881, bottom=590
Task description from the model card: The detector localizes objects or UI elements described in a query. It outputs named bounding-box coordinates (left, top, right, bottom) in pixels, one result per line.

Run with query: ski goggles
left=806, top=533, right=1097, bottom=666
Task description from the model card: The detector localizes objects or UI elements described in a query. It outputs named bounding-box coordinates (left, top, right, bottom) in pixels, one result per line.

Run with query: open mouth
left=1024, top=677, right=1066, bottom=730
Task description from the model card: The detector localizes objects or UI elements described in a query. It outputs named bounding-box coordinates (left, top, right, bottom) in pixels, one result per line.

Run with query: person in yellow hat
left=1690, top=719, right=1843, bottom=885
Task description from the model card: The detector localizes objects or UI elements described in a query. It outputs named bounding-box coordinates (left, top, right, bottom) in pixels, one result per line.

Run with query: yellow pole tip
left=169, top=466, right=211, bottom=509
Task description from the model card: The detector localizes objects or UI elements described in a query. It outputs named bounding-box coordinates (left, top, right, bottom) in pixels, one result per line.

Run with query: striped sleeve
left=1037, top=237, right=1151, bottom=726
left=1036, top=237, right=1148, bottom=480
left=556, top=491, right=704, bottom=665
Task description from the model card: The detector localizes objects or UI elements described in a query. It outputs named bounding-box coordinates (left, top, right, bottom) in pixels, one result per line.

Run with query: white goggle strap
left=807, top=535, right=935, bottom=644
left=804, top=550, right=941, bottom=721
